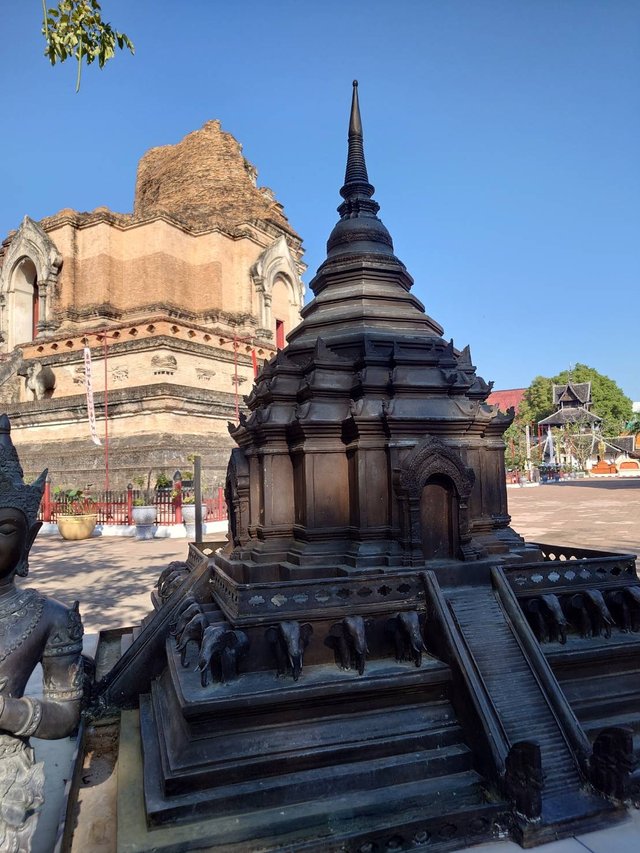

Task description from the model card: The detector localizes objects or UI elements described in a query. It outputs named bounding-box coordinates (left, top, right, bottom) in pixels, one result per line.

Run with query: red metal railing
left=39, top=481, right=227, bottom=526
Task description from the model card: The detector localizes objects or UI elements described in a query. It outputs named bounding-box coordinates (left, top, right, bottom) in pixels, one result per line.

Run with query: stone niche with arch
left=250, top=235, right=305, bottom=349
left=396, top=435, right=478, bottom=565
left=0, top=216, right=62, bottom=351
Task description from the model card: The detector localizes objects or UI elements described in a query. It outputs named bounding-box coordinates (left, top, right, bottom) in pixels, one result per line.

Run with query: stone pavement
left=508, top=478, right=640, bottom=557
left=23, top=479, right=640, bottom=852
left=29, top=534, right=192, bottom=633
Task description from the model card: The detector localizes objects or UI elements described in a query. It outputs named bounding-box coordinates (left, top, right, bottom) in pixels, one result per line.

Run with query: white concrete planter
left=182, top=504, right=207, bottom=540
left=132, top=505, right=157, bottom=540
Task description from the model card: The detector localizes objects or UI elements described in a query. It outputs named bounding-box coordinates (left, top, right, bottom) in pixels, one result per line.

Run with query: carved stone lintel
left=399, top=436, right=475, bottom=498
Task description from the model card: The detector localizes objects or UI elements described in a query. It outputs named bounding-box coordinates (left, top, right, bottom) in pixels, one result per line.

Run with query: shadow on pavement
left=27, top=536, right=190, bottom=632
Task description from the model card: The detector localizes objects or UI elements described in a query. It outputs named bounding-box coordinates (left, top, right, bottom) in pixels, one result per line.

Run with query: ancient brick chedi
left=0, top=121, right=305, bottom=486
left=98, top=85, right=640, bottom=852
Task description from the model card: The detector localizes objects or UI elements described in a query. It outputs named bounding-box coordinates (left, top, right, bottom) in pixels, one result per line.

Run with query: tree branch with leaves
left=41, top=1, right=134, bottom=92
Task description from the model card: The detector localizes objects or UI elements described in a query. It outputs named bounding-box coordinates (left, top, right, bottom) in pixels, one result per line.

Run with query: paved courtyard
left=508, top=478, right=640, bottom=557
left=30, top=534, right=196, bottom=632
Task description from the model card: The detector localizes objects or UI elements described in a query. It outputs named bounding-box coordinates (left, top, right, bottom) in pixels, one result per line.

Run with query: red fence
left=39, top=482, right=227, bottom=526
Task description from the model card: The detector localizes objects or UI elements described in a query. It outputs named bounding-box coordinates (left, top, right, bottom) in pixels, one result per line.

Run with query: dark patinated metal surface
left=101, top=84, right=640, bottom=851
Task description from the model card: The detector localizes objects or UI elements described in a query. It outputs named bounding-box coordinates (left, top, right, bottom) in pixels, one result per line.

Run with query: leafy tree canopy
left=518, top=364, right=632, bottom=436
left=42, top=1, right=134, bottom=91
left=518, top=375, right=554, bottom=429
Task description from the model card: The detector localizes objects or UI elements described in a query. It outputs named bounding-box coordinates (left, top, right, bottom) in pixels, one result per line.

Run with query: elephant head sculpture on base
left=626, top=586, right=640, bottom=632
left=525, top=594, right=568, bottom=644
left=175, top=612, right=209, bottom=666
left=563, top=589, right=615, bottom=639
left=325, top=616, right=370, bottom=675
left=605, top=590, right=634, bottom=633
left=170, top=602, right=203, bottom=639
left=170, top=593, right=198, bottom=624
left=157, top=561, right=190, bottom=599
left=385, top=611, right=427, bottom=667
left=583, top=589, right=615, bottom=639
left=197, top=626, right=248, bottom=686
left=266, top=621, right=313, bottom=681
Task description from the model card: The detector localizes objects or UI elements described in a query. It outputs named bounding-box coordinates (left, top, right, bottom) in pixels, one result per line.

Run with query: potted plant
left=131, top=474, right=157, bottom=539
left=56, top=488, right=98, bottom=541
left=155, top=472, right=172, bottom=491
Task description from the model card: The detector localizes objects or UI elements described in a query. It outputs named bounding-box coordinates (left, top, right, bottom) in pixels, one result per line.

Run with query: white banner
left=83, top=347, right=102, bottom=446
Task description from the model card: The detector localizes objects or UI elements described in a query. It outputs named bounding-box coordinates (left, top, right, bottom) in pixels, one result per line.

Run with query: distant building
left=0, top=121, right=305, bottom=488
left=486, top=388, right=526, bottom=415
left=537, top=382, right=601, bottom=430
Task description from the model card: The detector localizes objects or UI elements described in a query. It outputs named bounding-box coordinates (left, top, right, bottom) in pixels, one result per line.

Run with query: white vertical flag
left=83, top=347, right=102, bottom=446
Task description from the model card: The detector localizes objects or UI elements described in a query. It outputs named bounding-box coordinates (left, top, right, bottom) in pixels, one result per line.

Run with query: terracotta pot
left=57, top=514, right=98, bottom=541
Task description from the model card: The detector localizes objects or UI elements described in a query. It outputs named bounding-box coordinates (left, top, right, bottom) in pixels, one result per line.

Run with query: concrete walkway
left=22, top=479, right=640, bottom=852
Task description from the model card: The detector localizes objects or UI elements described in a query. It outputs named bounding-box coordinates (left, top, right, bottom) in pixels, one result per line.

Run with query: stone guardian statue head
left=0, top=414, right=47, bottom=581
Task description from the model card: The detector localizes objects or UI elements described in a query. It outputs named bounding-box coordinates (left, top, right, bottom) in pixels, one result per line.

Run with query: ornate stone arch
left=395, top=435, right=482, bottom=563
left=250, top=235, right=305, bottom=331
left=0, top=216, right=62, bottom=350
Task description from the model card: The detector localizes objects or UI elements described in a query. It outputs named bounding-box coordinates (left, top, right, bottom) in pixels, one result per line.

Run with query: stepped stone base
left=118, top=708, right=507, bottom=853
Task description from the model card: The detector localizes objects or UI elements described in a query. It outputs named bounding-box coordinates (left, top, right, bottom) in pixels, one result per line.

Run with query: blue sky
left=2, top=1, right=639, bottom=398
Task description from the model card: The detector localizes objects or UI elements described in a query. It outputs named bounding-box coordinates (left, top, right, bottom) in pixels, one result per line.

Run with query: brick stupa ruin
left=0, top=121, right=305, bottom=488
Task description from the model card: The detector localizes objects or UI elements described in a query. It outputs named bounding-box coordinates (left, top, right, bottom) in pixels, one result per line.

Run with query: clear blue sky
left=2, top=1, right=639, bottom=398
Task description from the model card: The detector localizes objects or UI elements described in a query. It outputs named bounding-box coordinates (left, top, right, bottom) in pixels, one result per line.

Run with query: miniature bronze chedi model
left=99, top=83, right=640, bottom=852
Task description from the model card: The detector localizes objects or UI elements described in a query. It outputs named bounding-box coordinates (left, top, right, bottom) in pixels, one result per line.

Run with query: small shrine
left=79, top=85, right=640, bottom=851
left=538, top=382, right=601, bottom=431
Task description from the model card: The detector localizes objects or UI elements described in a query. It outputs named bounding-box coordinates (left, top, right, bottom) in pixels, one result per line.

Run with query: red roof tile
left=486, top=388, right=526, bottom=414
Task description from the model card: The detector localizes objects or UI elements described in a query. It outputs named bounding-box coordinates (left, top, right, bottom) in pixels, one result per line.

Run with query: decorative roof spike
left=459, top=345, right=473, bottom=367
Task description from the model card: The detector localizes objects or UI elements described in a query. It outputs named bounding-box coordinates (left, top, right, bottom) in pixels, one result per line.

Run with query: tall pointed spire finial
left=350, top=80, right=362, bottom=131
left=341, top=80, right=374, bottom=200
left=326, top=81, right=394, bottom=259
left=343, top=80, right=370, bottom=188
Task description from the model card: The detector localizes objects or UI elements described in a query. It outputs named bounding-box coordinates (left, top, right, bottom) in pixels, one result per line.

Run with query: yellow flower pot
left=57, top=514, right=98, bottom=541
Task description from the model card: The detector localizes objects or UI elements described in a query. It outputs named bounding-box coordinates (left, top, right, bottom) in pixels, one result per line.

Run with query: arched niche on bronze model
left=397, top=436, right=475, bottom=563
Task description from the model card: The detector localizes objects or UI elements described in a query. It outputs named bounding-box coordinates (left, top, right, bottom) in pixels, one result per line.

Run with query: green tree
left=503, top=422, right=526, bottom=470
left=42, top=1, right=134, bottom=91
left=518, top=375, right=554, bottom=427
